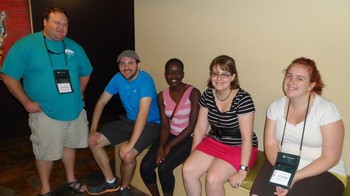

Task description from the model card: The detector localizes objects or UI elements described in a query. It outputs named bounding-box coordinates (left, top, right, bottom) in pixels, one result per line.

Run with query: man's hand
left=88, top=131, right=101, bottom=146
left=24, top=100, right=41, bottom=113
left=120, top=143, right=133, bottom=160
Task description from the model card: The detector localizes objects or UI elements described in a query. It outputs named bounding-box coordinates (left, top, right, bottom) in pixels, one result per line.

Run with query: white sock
left=107, top=178, right=116, bottom=184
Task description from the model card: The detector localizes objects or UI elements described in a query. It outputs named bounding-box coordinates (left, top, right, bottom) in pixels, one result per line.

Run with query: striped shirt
left=163, top=86, right=194, bottom=136
left=199, top=88, right=258, bottom=146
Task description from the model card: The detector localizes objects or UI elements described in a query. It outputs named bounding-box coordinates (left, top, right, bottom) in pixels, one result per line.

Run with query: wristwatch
left=240, top=165, right=249, bottom=171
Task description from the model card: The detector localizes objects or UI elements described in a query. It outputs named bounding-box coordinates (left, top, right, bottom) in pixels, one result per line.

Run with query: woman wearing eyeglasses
left=182, top=55, right=258, bottom=196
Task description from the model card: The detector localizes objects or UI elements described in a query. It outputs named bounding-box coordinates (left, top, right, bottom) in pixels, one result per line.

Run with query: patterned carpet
left=0, top=137, right=148, bottom=196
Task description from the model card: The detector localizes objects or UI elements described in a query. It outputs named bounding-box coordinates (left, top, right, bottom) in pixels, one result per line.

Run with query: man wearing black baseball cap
left=87, top=50, right=160, bottom=195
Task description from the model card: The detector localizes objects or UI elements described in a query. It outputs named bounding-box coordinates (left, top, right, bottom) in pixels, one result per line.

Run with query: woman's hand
left=274, top=186, right=289, bottom=196
left=274, top=176, right=298, bottom=196
left=156, top=148, right=165, bottom=165
left=229, top=170, right=247, bottom=188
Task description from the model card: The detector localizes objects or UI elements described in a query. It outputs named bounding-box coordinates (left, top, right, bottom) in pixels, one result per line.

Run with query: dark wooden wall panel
left=0, top=0, right=134, bottom=141
left=30, top=0, right=134, bottom=121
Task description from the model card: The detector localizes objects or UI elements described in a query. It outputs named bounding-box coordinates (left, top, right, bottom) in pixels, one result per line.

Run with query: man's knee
left=122, top=149, right=138, bottom=164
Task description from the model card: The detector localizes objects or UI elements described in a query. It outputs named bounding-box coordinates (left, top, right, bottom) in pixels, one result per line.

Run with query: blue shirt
left=105, top=71, right=160, bottom=124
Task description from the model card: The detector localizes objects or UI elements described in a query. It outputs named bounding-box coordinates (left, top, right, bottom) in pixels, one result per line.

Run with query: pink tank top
left=163, top=85, right=193, bottom=136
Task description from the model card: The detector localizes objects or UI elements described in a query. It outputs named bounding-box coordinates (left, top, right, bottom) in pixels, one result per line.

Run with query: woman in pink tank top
left=140, top=58, right=201, bottom=196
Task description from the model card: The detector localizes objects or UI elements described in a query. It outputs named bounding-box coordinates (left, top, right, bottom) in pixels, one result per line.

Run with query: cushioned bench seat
left=114, top=144, right=349, bottom=195
left=344, top=176, right=350, bottom=196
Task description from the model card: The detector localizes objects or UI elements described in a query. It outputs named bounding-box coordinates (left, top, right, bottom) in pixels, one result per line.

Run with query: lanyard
left=43, top=35, right=68, bottom=68
left=280, top=94, right=311, bottom=155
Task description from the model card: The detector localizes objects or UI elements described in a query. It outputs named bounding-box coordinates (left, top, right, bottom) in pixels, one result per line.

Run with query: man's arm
left=88, top=90, right=113, bottom=146
left=2, top=74, right=40, bottom=113
left=129, top=97, right=152, bottom=147
left=79, top=75, right=90, bottom=99
left=89, top=90, right=113, bottom=133
left=120, top=97, right=151, bottom=158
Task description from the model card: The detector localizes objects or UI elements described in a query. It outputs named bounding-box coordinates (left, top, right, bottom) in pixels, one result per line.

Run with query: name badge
left=53, top=69, right=73, bottom=94
left=268, top=152, right=300, bottom=189
left=270, top=169, right=292, bottom=187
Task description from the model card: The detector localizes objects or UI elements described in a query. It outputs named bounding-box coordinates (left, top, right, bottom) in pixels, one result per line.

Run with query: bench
left=114, top=144, right=349, bottom=195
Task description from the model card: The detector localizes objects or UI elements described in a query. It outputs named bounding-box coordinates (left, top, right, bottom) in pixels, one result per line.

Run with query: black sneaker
left=120, top=187, right=130, bottom=196
left=87, top=180, right=120, bottom=195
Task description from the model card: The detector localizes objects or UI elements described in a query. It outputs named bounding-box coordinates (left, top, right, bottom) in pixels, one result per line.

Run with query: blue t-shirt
left=105, top=71, right=160, bottom=124
left=1, top=32, right=93, bottom=121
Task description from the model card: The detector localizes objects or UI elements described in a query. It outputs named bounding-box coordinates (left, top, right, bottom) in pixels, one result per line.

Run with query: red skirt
left=195, top=136, right=258, bottom=171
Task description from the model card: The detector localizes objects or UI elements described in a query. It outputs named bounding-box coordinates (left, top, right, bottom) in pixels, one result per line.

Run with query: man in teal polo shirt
left=1, top=7, right=92, bottom=196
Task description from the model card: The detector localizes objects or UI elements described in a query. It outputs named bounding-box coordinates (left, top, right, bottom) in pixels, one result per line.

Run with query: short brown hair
left=43, top=7, right=69, bottom=21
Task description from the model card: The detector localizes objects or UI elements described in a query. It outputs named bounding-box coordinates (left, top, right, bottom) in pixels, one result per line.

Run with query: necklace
left=215, top=89, right=232, bottom=101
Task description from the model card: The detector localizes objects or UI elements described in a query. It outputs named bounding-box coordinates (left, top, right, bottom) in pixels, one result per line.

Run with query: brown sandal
left=66, top=180, right=87, bottom=193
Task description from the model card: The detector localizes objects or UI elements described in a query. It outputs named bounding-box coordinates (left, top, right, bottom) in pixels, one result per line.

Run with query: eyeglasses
left=210, top=72, right=232, bottom=79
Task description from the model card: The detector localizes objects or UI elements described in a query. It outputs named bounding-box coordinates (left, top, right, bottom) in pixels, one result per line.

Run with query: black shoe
left=87, top=180, right=120, bottom=195
left=120, top=187, right=130, bottom=196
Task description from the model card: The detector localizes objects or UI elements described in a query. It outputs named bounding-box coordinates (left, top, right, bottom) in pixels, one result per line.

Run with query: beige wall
left=135, top=0, right=350, bottom=174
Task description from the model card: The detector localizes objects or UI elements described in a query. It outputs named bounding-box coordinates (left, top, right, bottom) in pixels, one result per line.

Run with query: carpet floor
left=0, top=137, right=148, bottom=196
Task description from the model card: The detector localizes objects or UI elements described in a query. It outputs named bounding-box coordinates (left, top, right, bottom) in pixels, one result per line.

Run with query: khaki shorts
left=29, top=109, right=89, bottom=161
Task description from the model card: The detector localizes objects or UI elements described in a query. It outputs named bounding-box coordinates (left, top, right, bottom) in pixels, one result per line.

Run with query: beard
left=122, top=69, right=139, bottom=81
